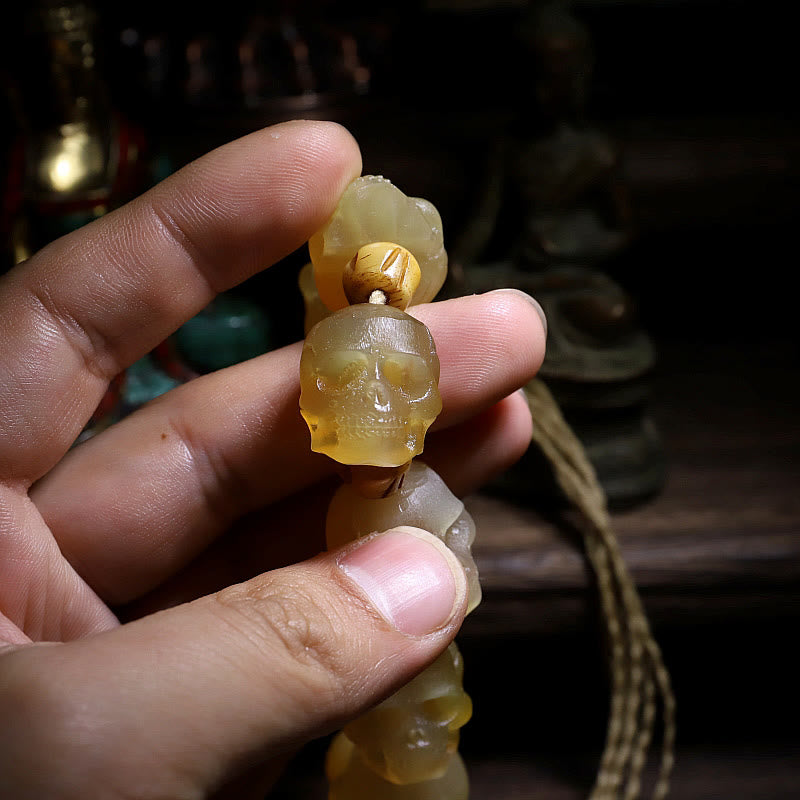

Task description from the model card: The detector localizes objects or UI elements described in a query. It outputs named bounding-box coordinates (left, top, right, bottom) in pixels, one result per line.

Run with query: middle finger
left=33, top=290, right=545, bottom=605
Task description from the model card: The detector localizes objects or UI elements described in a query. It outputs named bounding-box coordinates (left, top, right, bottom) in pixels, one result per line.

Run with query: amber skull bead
left=327, top=643, right=472, bottom=793
left=299, top=304, right=442, bottom=467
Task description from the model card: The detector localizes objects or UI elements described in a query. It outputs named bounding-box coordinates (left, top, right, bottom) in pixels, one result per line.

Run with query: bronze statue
left=452, top=0, right=664, bottom=507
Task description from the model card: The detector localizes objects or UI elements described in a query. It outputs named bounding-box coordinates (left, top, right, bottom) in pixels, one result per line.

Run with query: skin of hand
left=0, top=120, right=546, bottom=800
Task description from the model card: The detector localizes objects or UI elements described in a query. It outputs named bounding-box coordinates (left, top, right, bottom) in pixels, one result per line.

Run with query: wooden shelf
left=465, top=337, right=800, bottom=636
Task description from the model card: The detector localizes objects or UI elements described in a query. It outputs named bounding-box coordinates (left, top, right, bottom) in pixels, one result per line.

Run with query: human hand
left=0, top=120, right=545, bottom=799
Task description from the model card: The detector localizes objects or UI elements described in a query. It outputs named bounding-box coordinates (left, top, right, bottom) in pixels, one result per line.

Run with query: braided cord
left=524, top=378, right=676, bottom=799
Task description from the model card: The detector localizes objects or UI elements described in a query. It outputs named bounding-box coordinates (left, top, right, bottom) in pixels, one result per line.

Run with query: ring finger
left=33, top=290, right=544, bottom=606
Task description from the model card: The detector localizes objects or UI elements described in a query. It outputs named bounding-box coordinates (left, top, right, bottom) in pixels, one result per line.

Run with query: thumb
left=0, top=526, right=468, bottom=799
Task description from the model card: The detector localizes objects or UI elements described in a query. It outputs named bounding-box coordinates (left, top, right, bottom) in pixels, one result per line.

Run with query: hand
left=0, top=121, right=545, bottom=799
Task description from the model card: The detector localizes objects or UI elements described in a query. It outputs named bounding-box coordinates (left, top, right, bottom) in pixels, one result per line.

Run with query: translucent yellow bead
left=308, top=176, right=447, bottom=313
left=326, top=461, right=482, bottom=613
left=298, top=261, right=331, bottom=334
left=326, top=644, right=472, bottom=794
left=299, top=305, right=442, bottom=467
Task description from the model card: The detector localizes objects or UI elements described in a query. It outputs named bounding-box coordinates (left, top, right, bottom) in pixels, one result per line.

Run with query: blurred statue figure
left=453, top=0, right=664, bottom=507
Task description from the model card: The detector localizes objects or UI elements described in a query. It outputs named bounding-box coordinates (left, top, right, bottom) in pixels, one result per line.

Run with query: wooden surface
left=461, top=338, right=800, bottom=638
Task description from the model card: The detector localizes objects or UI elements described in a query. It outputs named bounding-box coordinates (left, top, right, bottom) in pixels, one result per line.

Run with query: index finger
left=0, top=120, right=362, bottom=486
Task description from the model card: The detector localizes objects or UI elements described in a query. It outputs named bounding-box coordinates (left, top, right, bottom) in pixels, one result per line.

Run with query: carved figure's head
left=299, top=304, right=441, bottom=467
left=341, top=643, right=472, bottom=785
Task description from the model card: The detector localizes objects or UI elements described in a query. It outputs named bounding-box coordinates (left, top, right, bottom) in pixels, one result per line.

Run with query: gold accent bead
left=342, top=242, right=421, bottom=310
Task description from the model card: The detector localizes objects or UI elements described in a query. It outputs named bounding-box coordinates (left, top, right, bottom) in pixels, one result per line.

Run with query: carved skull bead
left=338, top=643, right=472, bottom=785
left=299, top=304, right=442, bottom=467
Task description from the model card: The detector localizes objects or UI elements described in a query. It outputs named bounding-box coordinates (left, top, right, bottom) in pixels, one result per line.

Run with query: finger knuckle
left=214, top=580, right=347, bottom=695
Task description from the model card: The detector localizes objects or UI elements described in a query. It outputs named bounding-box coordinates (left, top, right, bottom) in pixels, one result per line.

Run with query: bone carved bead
left=342, top=242, right=421, bottom=310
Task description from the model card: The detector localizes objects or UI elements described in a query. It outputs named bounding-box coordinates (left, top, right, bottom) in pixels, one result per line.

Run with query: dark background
left=3, top=0, right=797, bottom=345
left=1, top=2, right=798, bottom=797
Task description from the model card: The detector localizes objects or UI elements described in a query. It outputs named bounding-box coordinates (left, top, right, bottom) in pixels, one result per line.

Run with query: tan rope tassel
left=524, top=378, right=676, bottom=800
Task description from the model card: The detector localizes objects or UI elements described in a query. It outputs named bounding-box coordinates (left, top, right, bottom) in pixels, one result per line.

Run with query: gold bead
left=342, top=242, right=421, bottom=310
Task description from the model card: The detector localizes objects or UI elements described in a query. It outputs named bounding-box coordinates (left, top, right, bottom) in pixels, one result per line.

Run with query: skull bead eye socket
left=422, top=693, right=473, bottom=730
left=315, top=351, right=369, bottom=393
left=382, top=354, right=432, bottom=393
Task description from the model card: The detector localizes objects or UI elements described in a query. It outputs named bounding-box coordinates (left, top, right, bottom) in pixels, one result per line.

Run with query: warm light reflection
left=47, top=126, right=89, bottom=190
left=50, top=153, right=78, bottom=190
left=40, top=123, right=103, bottom=193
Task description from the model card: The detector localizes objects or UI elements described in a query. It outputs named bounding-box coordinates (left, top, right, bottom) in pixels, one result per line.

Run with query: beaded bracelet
left=299, top=175, right=477, bottom=800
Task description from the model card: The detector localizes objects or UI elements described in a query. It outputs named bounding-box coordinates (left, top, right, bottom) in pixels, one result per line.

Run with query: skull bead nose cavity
left=368, top=379, right=391, bottom=411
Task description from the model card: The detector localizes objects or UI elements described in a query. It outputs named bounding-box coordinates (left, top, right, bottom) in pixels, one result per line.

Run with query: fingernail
left=338, top=527, right=467, bottom=637
left=489, top=288, right=548, bottom=338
